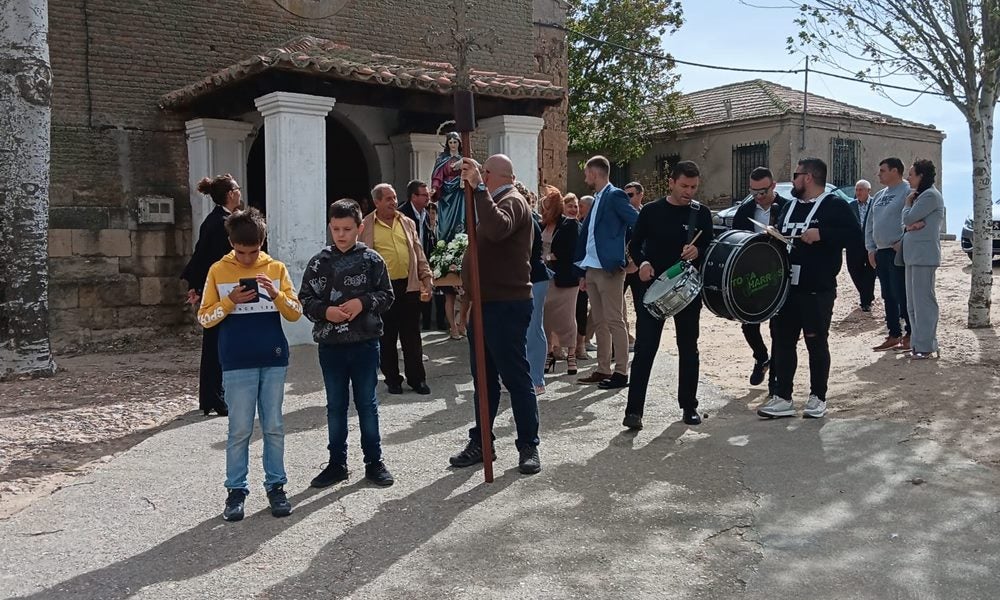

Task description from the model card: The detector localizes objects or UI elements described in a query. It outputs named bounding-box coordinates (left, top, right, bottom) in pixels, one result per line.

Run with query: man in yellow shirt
left=360, top=184, right=434, bottom=394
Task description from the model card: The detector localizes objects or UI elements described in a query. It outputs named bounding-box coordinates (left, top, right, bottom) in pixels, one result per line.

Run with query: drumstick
left=689, top=229, right=703, bottom=246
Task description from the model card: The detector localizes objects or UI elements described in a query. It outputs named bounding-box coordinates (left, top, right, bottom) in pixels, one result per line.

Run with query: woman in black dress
left=180, top=174, right=242, bottom=416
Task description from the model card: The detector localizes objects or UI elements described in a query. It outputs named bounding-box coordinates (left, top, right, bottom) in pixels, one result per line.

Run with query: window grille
left=732, top=142, right=769, bottom=200
left=830, top=138, right=861, bottom=188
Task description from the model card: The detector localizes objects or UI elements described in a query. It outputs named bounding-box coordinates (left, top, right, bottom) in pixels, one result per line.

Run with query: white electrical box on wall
left=138, top=195, right=175, bottom=225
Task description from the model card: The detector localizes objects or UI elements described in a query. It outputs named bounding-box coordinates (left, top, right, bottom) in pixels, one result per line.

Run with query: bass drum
left=701, top=230, right=790, bottom=324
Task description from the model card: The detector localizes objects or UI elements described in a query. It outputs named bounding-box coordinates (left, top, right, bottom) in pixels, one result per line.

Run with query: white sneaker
left=803, top=395, right=827, bottom=419
left=757, top=395, right=795, bottom=418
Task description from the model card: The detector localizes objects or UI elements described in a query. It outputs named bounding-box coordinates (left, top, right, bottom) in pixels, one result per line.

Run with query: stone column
left=184, top=119, right=254, bottom=246
left=477, top=115, right=546, bottom=196
left=254, top=92, right=336, bottom=346
left=390, top=133, right=443, bottom=194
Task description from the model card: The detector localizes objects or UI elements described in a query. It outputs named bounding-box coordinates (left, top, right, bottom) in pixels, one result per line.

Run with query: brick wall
left=46, top=0, right=566, bottom=348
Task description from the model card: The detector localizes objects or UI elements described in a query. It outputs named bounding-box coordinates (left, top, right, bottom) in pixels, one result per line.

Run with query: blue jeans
left=527, top=281, right=549, bottom=387
left=318, top=340, right=383, bottom=466
left=223, top=366, right=288, bottom=493
left=468, top=299, right=540, bottom=449
left=875, top=248, right=910, bottom=338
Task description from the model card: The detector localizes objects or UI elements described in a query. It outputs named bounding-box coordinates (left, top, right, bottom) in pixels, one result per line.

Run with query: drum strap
left=687, top=200, right=701, bottom=244
left=780, top=196, right=825, bottom=237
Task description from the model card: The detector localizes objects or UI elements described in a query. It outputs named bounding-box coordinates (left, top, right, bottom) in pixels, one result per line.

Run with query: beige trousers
left=585, top=268, right=629, bottom=375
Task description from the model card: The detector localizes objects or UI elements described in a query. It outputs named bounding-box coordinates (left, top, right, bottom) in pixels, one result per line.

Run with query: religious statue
left=431, top=131, right=465, bottom=242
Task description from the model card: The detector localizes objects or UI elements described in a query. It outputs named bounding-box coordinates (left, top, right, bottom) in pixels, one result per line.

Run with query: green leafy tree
left=567, top=0, right=688, bottom=163
left=784, top=0, right=999, bottom=328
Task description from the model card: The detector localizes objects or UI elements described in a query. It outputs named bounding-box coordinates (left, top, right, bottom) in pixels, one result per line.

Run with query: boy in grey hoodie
left=299, top=199, right=396, bottom=488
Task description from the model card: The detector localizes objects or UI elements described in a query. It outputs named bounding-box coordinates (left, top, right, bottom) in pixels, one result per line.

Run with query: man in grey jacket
left=865, top=158, right=911, bottom=351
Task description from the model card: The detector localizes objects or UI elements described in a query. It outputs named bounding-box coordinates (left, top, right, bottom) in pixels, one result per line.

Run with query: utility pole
left=801, top=56, right=809, bottom=150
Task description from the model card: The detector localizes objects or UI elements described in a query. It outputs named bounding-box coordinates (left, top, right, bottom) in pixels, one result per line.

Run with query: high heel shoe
left=567, top=351, right=578, bottom=375
left=545, top=352, right=557, bottom=374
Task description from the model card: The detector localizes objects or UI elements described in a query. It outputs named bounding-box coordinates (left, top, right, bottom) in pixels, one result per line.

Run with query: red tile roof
left=160, top=36, right=564, bottom=109
left=665, top=79, right=937, bottom=132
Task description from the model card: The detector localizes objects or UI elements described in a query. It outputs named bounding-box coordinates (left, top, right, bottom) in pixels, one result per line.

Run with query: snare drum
left=642, top=263, right=703, bottom=320
left=701, top=230, right=790, bottom=324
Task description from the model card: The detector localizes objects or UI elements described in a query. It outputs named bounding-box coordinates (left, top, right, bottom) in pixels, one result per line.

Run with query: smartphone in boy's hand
left=238, top=277, right=260, bottom=303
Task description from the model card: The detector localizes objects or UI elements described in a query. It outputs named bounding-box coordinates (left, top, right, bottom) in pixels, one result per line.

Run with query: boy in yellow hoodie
left=198, top=208, right=302, bottom=521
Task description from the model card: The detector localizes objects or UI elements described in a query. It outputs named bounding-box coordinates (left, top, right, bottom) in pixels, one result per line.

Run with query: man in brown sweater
left=449, top=154, right=541, bottom=475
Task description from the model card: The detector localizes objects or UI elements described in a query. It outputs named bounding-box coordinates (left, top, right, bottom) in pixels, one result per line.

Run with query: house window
left=732, top=142, right=769, bottom=201
left=656, top=153, right=681, bottom=179
left=831, top=138, right=861, bottom=188
left=609, top=161, right=631, bottom=188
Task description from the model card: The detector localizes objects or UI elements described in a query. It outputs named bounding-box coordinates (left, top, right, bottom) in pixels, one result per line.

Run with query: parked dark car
left=960, top=199, right=1000, bottom=259
left=712, top=183, right=852, bottom=235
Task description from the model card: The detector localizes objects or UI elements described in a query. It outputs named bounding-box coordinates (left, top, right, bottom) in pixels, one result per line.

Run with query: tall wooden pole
left=458, top=126, right=494, bottom=484
left=450, top=0, right=494, bottom=482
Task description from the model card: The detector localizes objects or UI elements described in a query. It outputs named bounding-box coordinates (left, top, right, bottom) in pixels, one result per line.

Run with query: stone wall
left=46, top=0, right=566, bottom=348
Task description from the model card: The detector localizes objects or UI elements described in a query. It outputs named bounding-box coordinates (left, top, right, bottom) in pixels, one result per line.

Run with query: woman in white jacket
left=901, top=159, right=944, bottom=359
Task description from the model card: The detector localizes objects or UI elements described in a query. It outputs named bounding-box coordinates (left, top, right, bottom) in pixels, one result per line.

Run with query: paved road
left=2, top=331, right=998, bottom=599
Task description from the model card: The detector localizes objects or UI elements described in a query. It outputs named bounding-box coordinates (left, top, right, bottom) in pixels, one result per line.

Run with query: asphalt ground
left=2, top=331, right=998, bottom=600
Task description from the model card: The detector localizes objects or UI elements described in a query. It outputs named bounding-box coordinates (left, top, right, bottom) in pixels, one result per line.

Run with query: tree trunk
left=966, top=97, right=995, bottom=328
left=0, top=0, right=56, bottom=379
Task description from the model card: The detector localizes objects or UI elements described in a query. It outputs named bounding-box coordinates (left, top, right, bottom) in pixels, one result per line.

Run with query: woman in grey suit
left=901, top=159, right=944, bottom=359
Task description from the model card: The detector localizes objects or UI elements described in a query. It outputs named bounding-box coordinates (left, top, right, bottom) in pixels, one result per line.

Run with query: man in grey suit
left=847, top=180, right=877, bottom=312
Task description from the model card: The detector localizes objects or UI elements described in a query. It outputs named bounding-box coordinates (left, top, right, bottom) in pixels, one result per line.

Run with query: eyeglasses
left=792, top=172, right=808, bottom=179
left=625, top=192, right=635, bottom=198
left=749, top=187, right=770, bottom=196
left=414, top=192, right=429, bottom=198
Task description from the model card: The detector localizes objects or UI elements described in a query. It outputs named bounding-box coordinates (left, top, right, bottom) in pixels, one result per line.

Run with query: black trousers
left=199, top=325, right=226, bottom=411
left=846, top=243, right=876, bottom=307
left=380, top=279, right=426, bottom=387
left=421, top=294, right=447, bottom=330
left=625, top=283, right=701, bottom=416
left=741, top=322, right=777, bottom=393
left=576, top=290, right=589, bottom=337
left=771, top=288, right=835, bottom=401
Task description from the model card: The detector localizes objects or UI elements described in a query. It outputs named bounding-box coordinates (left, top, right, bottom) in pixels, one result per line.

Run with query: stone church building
left=46, top=0, right=568, bottom=348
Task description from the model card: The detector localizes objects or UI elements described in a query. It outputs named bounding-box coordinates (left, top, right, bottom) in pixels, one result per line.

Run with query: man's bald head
left=483, top=154, right=514, bottom=193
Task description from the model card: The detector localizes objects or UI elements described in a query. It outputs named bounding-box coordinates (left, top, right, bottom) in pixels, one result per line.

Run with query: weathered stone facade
left=46, top=0, right=567, bottom=349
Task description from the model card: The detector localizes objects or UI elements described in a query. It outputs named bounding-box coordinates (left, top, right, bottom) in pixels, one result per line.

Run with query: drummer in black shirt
left=731, top=167, right=787, bottom=391
left=624, top=160, right=713, bottom=429
left=757, top=158, right=861, bottom=420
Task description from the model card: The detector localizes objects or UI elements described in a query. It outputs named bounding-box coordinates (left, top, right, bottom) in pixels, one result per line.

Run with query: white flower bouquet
left=429, top=233, right=468, bottom=285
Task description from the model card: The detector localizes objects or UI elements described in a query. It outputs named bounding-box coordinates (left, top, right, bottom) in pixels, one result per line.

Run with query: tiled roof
left=666, top=79, right=937, bottom=131
left=160, top=36, right=564, bottom=109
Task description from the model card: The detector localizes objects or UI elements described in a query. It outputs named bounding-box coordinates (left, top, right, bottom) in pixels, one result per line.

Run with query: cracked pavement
left=1, top=331, right=999, bottom=599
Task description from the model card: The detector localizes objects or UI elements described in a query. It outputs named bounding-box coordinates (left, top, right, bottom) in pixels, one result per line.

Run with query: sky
left=665, top=1, right=994, bottom=235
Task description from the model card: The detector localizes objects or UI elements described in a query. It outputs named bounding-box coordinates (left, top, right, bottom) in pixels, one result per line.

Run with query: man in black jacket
left=757, top=158, right=861, bottom=420
left=623, top=161, right=713, bottom=429
left=399, top=179, right=445, bottom=330
left=730, top=167, right=786, bottom=390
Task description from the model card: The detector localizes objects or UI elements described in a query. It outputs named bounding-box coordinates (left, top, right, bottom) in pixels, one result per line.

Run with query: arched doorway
left=244, top=117, right=372, bottom=218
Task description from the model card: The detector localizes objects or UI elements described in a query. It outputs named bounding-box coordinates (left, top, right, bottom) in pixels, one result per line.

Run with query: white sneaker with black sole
left=803, top=394, right=827, bottom=418
left=757, top=395, right=795, bottom=418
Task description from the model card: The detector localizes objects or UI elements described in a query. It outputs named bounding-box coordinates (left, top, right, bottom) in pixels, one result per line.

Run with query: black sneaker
left=365, top=461, right=395, bottom=487
left=518, top=445, right=541, bottom=475
left=222, top=489, right=248, bottom=522
left=310, top=463, right=349, bottom=488
left=749, top=359, right=769, bottom=386
left=449, top=439, right=495, bottom=468
left=266, top=485, right=293, bottom=517
left=622, top=413, right=643, bottom=431
left=386, top=382, right=404, bottom=394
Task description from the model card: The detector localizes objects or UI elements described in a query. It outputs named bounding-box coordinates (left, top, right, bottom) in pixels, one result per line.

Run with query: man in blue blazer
left=574, top=155, right=640, bottom=389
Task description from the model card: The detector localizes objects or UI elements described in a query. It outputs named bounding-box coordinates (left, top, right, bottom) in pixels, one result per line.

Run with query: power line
left=535, top=21, right=954, bottom=99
